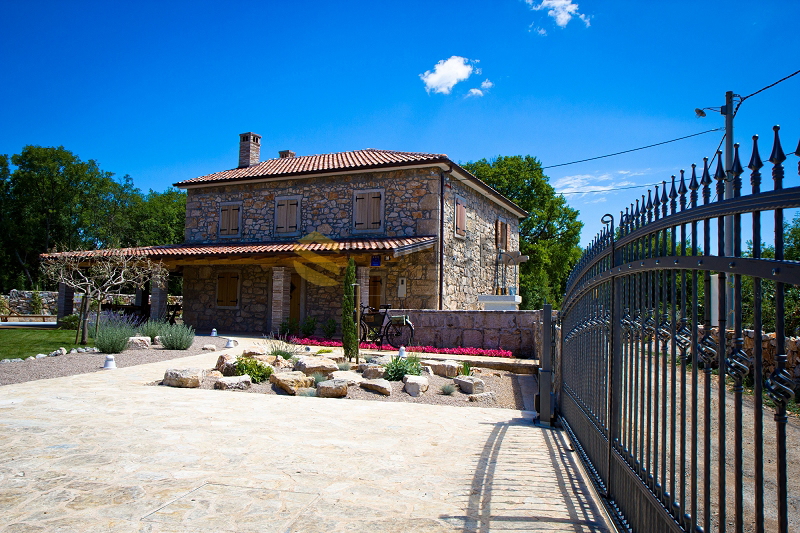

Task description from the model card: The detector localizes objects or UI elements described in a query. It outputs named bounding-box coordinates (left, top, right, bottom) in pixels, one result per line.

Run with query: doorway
left=290, top=273, right=303, bottom=324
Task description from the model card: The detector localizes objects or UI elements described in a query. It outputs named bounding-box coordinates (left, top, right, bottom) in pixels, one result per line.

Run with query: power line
left=558, top=182, right=661, bottom=195
left=741, top=68, right=800, bottom=102
left=541, top=128, right=724, bottom=170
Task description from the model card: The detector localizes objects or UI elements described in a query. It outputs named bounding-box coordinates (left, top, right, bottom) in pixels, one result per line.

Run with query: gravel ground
left=0, top=336, right=228, bottom=386
left=194, top=366, right=527, bottom=410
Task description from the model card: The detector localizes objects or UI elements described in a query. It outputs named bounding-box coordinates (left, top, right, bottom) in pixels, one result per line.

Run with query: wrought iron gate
left=557, top=127, right=799, bottom=532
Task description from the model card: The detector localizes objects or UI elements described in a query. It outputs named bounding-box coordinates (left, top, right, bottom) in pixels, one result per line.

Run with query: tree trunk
left=94, top=297, right=102, bottom=339
left=77, top=294, right=90, bottom=345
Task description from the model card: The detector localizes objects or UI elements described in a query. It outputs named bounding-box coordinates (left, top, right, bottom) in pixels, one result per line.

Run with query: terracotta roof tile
left=174, top=148, right=448, bottom=186
left=41, top=236, right=438, bottom=260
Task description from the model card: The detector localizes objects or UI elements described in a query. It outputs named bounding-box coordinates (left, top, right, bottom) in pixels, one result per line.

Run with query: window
left=495, top=219, right=509, bottom=250
left=455, top=196, right=467, bottom=238
left=216, top=272, right=240, bottom=308
left=275, top=196, right=301, bottom=235
left=219, top=203, right=241, bottom=237
left=353, top=189, right=384, bottom=233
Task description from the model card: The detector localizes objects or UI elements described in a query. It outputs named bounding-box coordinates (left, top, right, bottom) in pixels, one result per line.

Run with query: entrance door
left=369, top=276, right=383, bottom=309
left=289, top=273, right=302, bottom=324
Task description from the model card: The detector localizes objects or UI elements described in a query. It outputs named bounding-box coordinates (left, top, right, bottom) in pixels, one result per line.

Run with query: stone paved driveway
left=0, top=351, right=611, bottom=532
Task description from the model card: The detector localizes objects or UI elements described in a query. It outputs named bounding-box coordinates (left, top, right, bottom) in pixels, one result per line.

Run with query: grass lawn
left=0, top=329, right=86, bottom=360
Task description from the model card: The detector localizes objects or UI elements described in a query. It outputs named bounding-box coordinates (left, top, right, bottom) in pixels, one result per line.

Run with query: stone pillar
left=357, top=266, right=370, bottom=308
left=150, top=283, right=168, bottom=320
left=56, top=283, right=74, bottom=322
left=135, top=282, right=150, bottom=308
left=271, top=266, right=291, bottom=332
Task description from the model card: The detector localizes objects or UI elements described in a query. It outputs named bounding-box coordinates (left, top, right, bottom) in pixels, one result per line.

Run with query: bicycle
left=355, top=304, right=414, bottom=349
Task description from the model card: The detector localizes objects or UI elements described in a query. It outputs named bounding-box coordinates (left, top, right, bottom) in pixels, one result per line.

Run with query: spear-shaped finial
left=653, top=184, right=661, bottom=220
left=660, top=180, right=668, bottom=217
left=701, top=157, right=712, bottom=204
left=678, top=169, right=688, bottom=210
left=714, top=150, right=725, bottom=201
left=768, top=125, right=786, bottom=165
left=749, top=135, right=763, bottom=194
left=689, top=163, right=699, bottom=208
left=669, top=175, right=678, bottom=214
left=731, top=143, right=743, bottom=197
left=646, top=189, right=653, bottom=222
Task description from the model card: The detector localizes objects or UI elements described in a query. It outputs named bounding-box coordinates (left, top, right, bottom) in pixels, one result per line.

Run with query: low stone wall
left=392, top=309, right=557, bottom=359
left=3, top=291, right=182, bottom=318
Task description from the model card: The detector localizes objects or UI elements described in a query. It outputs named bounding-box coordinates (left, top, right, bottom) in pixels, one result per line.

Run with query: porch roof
left=41, top=236, right=437, bottom=261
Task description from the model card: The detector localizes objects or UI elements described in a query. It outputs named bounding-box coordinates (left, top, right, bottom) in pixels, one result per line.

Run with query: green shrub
left=337, top=361, right=350, bottom=371
left=440, top=384, right=456, bottom=395
left=383, top=355, right=421, bottom=381
left=342, top=258, right=358, bottom=361
left=317, top=348, right=333, bottom=354
left=235, top=358, right=274, bottom=383
left=299, top=316, right=318, bottom=337
left=160, top=323, right=195, bottom=350
left=95, top=323, right=135, bottom=354
left=0, top=295, right=10, bottom=315
left=297, top=388, right=317, bottom=397
left=60, top=313, right=81, bottom=330
left=272, top=349, right=295, bottom=360
left=30, top=291, right=44, bottom=315
left=460, top=361, right=472, bottom=376
left=322, top=318, right=337, bottom=339
left=279, top=318, right=300, bottom=336
left=311, top=372, right=327, bottom=385
left=140, top=319, right=168, bottom=342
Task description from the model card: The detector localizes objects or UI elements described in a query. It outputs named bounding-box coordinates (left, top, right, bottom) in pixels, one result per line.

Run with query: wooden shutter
left=275, top=200, right=287, bottom=232
left=368, top=193, right=382, bottom=229
left=354, top=192, right=367, bottom=227
left=455, top=198, right=466, bottom=237
left=230, top=206, right=240, bottom=235
left=496, top=219, right=508, bottom=250
left=220, top=206, right=230, bottom=235
left=505, top=222, right=510, bottom=251
left=495, top=219, right=501, bottom=247
left=217, top=273, right=239, bottom=307
left=287, top=199, right=299, bottom=231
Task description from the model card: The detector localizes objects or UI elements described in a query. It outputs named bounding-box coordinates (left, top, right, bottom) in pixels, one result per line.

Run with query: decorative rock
left=58, top=347, right=67, bottom=355
left=468, top=391, right=497, bottom=403
left=421, top=365, right=433, bottom=375
left=127, top=336, right=151, bottom=350
left=35, top=354, right=47, bottom=359
left=294, top=356, right=339, bottom=376
left=202, top=344, right=217, bottom=351
left=153, top=336, right=163, bottom=345
left=403, top=375, right=429, bottom=397
left=330, top=370, right=364, bottom=385
left=215, top=354, right=238, bottom=376
left=241, top=345, right=268, bottom=357
left=249, top=354, right=277, bottom=364
left=77, top=348, right=85, bottom=353
left=206, top=370, right=223, bottom=379
left=317, top=379, right=349, bottom=398
left=421, top=360, right=460, bottom=378
left=0, top=359, right=9, bottom=364
left=272, top=356, right=293, bottom=369
left=162, top=368, right=205, bottom=388
left=454, top=375, right=485, bottom=394
left=296, top=387, right=317, bottom=396
left=214, top=375, right=252, bottom=390
left=69, top=349, right=77, bottom=354
left=269, top=371, right=315, bottom=395
left=9, top=358, right=23, bottom=363
left=360, top=378, right=392, bottom=396
left=26, top=356, right=35, bottom=361
left=362, top=365, right=385, bottom=379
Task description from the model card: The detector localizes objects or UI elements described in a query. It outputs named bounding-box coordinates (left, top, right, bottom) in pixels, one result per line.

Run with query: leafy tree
left=342, top=258, right=358, bottom=361
left=124, top=187, right=187, bottom=247
left=462, top=155, right=583, bottom=308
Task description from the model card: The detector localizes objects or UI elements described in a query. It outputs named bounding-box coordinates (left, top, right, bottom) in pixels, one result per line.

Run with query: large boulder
left=421, top=359, right=460, bottom=378
left=294, top=356, right=339, bottom=376
left=214, top=375, right=252, bottom=390
left=272, top=356, right=294, bottom=369
left=330, top=370, right=364, bottom=386
left=468, top=391, right=497, bottom=403
left=241, top=345, right=268, bottom=357
left=215, top=354, right=238, bottom=376
left=269, top=371, right=315, bottom=395
left=362, top=365, right=385, bottom=379
left=163, top=368, right=205, bottom=388
left=360, top=379, right=392, bottom=396
left=127, top=336, right=151, bottom=350
left=454, top=375, right=485, bottom=395
left=403, top=375, right=429, bottom=397
left=317, top=379, right=349, bottom=398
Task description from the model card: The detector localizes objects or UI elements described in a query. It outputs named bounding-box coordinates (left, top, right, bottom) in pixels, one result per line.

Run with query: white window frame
left=352, top=188, right=385, bottom=234
left=218, top=202, right=242, bottom=238
left=274, top=195, right=302, bottom=237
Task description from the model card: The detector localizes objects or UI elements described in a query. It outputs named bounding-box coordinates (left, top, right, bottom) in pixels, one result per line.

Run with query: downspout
left=438, top=166, right=452, bottom=310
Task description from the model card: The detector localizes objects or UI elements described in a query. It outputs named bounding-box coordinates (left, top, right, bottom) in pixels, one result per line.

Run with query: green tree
left=342, top=258, right=358, bottom=361
left=462, top=155, right=583, bottom=308
left=124, top=187, right=187, bottom=246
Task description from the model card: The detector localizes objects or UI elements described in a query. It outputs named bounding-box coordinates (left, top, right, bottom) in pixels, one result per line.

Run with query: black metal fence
left=557, top=126, right=799, bottom=532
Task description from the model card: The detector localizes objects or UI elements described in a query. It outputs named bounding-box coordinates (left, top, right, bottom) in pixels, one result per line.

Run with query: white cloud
left=553, top=173, right=635, bottom=198
left=420, top=56, right=476, bottom=94
left=527, top=0, right=591, bottom=28
left=466, top=88, right=484, bottom=98
left=481, top=79, right=494, bottom=90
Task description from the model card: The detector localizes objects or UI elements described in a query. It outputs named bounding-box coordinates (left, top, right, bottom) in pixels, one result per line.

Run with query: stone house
left=53, top=133, right=527, bottom=334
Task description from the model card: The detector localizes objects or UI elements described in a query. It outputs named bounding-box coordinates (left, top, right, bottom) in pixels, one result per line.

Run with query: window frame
left=495, top=219, right=510, bottom=251
left=274, top=195, right=302, bottom=237
left=352, top=188, right=385, bottom=234
left=216, top=270, right=241, bottom=309
left=454, top=195, right=467, bottom=239
left=218, top=202, right=242, bottom=238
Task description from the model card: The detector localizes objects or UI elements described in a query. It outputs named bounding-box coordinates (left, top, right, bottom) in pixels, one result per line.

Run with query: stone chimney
left=238, top=132, right=261, bottom=168
left=279, top=150, right=296, bottom=159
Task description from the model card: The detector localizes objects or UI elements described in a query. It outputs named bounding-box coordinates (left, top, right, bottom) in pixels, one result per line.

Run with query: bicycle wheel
left=359, top=321, right=369, bottom=343
left=385, top=323, right=414, bottom=349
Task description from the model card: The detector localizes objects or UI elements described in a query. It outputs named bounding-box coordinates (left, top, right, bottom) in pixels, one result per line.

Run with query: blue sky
left=2, top=0, right=798, bottom=246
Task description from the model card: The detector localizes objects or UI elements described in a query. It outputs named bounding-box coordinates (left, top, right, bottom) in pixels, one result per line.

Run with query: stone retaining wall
left=3, top=291, right=182, bottom=318
left=393, top=309, right=557, bottom=358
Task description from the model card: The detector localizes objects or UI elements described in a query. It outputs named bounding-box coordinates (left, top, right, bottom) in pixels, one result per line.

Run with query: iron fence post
left=540, top=303, right=553, bottom=426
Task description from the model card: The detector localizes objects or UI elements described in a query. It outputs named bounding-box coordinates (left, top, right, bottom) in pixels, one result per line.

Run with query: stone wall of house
left=440, top=175, right=521, bottom=310
left=394, top=309, right=551, bottom=358
left=184, top=168, right=441, bottom=243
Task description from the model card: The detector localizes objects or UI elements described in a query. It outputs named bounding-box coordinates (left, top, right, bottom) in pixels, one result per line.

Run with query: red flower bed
left=288, top=337, right=513, bottom=358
